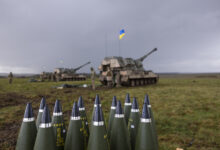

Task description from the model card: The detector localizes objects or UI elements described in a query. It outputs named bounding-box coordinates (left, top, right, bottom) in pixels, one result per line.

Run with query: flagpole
left=118, top=39, right=121, bottom=56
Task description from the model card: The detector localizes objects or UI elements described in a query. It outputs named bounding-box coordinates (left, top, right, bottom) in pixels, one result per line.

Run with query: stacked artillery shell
left=135, top=102, right=156, bottom=150
left=124, top=93, right=132, bottom=125
left=65, top=102, right=84, bottom=150
left=107, top=96, right=117, bottom=139
left=91, top=94, right=105, bottom=127
left=87, top=104, right=109, bottom=150
left=52, top=100, right=66, bottom=150
left=16, top=103, right=37, bottom=150
left=34, top=105, right=56, bottom=150
left=128, top=97, right=140, bottom=150
left=91, top=94, right=101, bottom=120
left=36, top=97, right=46, bottom=129
left=78, top=96, right=90, bottom=147
left=110, top=100, right=131, bottom=150
left=144, top=94, right=158, bottom=150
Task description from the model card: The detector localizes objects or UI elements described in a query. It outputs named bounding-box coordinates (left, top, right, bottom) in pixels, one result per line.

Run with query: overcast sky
left=0, top=0, right=220, bottom=73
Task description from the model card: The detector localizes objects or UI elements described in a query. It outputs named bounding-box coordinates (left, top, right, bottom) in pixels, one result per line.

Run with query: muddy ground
left=0, top=89, right=100, bottom=150
left=0, top=93, right=39, bottom=150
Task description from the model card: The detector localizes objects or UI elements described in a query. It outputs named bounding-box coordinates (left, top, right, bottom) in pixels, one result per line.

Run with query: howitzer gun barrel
left=137, top=48, right=157, bottom=62
left=72, top=61, right=91, bottom=72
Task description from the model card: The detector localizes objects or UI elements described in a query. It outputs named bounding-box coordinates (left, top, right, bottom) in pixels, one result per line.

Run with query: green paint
left=52, top=116, right=66, bottom=150
left=36, top=112, right=43, bottom=130
left=124, top=105, right=131, bottom=125
left=128, top=111, right=140, bottom=150
left=87, top=125, right=109, bottom=150
left=107, top=108, right=116, bottom=139
left=110, top=117, right=131, bottom=150
left=65, top=119, right=84, bottom=150
left=34, top=127, right=56, bottom=150
left=16, top=121, right=37, bottom=150
left=135, top=122, right=156, bottom=150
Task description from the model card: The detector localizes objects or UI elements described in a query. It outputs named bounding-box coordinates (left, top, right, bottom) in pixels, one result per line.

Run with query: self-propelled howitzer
left=54, top=62, right=91, bottom=74
left=54, top=62, right=91, bottom=81
left=98, top=48, right=159, bottom=86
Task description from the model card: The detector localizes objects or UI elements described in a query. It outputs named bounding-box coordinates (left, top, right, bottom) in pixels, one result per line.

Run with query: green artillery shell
left=135, top=102, right=156, bottom=150
left=52, top=100, right=66, bottom=150
left=110, top=100, right=131, bottom=150
left=36, top=97, right=46, bottom=130
left=78, top=96, right=90, bottom=148
left=87, top=104, right=109, bottom=150
left=16, top=103, right=37, bottom=150
left=91, top=94, right=101, bottom=122
left=91, top=94, right=106, bottom=129
left=107, top=96, right=117, bottom=139
left=124, top=93, right=132, bottom=125
left=65, top=102, right=84, bottom=150
left=34, top=105, right=56, bottom=150
left=144, top=94, right=158, bottom=150
left=128, top=97, right=140, bottom=150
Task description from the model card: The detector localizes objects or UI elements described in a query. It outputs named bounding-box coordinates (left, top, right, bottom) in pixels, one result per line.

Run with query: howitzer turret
left=99, top=48, right=159, bottom=87
left=54, top=62, right=91, bottom=81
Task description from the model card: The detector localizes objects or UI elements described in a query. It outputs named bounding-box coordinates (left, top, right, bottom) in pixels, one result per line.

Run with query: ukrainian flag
left=119, top=29, right=125, bottom=40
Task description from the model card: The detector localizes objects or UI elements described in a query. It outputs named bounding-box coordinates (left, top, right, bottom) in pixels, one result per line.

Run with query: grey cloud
left=0, top=0, right=220, bottom=73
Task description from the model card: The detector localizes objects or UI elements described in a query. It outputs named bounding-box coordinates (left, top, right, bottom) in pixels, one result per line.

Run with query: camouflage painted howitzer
left=99, top=48, right=159, bottom=87
left=40, top=72, right=55, bottom=82
left=54, top=61, right=91, bottom=81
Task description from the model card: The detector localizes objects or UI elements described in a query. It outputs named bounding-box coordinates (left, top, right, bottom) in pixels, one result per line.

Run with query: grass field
left=0, top=77, right=220, bottom=150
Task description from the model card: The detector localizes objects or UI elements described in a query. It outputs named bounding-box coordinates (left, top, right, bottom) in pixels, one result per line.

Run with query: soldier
left=56, top=72, right=60, bottom=82
left=112, top=71, right=116, bottom=87
left=90, top=67, right=96, bottom=90
left=115, top=71, right=121, bottom=87
left=106, top=67, right=113, bottom=87
left=8, top=72, right=13, bottom=84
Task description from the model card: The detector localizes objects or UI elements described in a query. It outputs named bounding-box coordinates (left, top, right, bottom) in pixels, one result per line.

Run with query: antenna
left=105, top=33, right=108, bottom=57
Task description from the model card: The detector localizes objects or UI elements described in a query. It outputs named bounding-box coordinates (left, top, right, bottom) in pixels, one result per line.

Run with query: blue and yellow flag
left=119, top=29, right=125, bottom=40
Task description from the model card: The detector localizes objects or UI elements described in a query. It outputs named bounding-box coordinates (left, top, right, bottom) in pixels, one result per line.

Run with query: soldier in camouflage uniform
left=90, top=67, right=96, bottom=90
left=55, top=72, right=60, bottom=82
left=8, top=72, right=13, bottom=84
left=106, top=67, right=113, bottom=87
left=115, top=71, right=121, bottom=87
